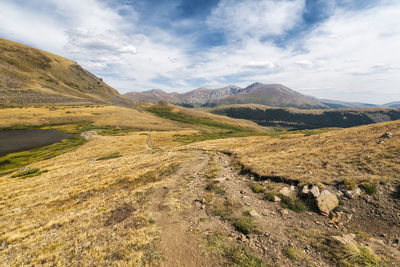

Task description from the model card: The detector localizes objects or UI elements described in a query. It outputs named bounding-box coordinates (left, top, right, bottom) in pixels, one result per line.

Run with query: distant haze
left=0, top=0, right=399, bottom=104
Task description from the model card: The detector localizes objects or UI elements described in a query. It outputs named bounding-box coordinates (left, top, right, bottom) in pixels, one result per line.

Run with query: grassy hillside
left=144, top=102, right=270, bottom=143
left=188, top=120, right=400, bottom=185
left=0, top=38, right=132, bottom=106
left=211, top=104, right=400, bottom=129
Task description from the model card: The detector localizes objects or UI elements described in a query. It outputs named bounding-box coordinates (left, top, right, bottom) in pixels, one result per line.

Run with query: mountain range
left=125, top=83, right=398, bottom=109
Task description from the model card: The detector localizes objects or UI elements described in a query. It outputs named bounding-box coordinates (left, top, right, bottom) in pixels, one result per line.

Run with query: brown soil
left=150, top=150, right=224, bottom=267
left=149, top=147, right=400, bottom=266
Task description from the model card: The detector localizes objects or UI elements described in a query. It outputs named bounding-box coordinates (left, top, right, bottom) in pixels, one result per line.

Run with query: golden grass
left=0, top=105, right=185, bottom=131
left=186, top=120, right=400, bottom=185
left=0, top=38, right=131, bottom=106
left=0, top=131, right=188, bottom=265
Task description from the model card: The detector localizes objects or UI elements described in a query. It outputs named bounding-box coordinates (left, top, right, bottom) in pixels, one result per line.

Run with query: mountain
left=383, top=101, right=400, bottom=108
left=312, top=98, right=377, bottom=109
left=125, top=89, right=180, bottom=103
left=0, top=38, right=132, bottom=107
left=125, top=85, right=242, bottom=107
left=125, top=83, right=328, bottom=109
left=216, top=83, right=327, bottom=108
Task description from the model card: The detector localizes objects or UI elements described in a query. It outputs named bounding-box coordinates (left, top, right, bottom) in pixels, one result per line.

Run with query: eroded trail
left=149, top=145, right=400, bottom=266
left=150, top=150, right=222, bottom=267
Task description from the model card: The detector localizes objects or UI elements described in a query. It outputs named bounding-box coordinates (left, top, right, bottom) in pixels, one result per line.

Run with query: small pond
left=0, top=129, right=75, bottom=157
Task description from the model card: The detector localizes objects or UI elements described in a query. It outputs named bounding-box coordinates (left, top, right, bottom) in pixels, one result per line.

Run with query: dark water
left=0, top=129, right=75, bottom=157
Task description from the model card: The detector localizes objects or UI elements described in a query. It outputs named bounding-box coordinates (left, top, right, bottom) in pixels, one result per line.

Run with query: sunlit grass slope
left=0, top=131, right=188, bottom=265
left=0, top=38, right=132, bottom=106
left=187, top=120, right=400, bottom=185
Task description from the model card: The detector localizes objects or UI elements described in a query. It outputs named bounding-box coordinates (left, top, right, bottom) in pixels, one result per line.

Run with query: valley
left=1, top=38, right=399, bottom=266
left=1, top=105, right=399, bottom=266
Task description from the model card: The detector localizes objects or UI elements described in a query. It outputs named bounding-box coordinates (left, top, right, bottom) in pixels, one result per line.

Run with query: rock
left=301, top=185, right=309, bottom=195
left=317, top=190, right=339, bottom=216
left=380, top=132, right=393, bottom=138
left=261, top=211, right=268, bottom=216
left=280, top=209, right=289, bottom=215
left=377, top=140, right=384, bottom=144
left=249, top=210, right=261, bottom=218
left=310, top=185, right=320, bottom=198
left=279, top=185, right=297, bottom=197
left=273, top=196, right=281, bottom=202
left=345, top=187, right=362, bottom=199
left=80, top=130, right=98, bottom=140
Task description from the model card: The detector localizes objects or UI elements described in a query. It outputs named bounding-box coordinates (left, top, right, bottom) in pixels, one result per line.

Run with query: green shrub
left=232, top=216, right=260, bottom=235
left=360, top=183, right=377, bottom=195
left=283, top=247, right=304, bottom=260
left=211, top=199, right=237, bottom=220
left=264, top=192, right=276, bottom=201
left=249, top=182, right=265, bottom=193
left=280, top=195, right=308, bottom=212
left=11, top=168, right=48, bottom=178
left=205, top=181, right=226, bottom=194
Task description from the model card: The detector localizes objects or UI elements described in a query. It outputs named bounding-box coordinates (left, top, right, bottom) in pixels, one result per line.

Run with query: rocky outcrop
left=316, top=190, right=339, bottom=216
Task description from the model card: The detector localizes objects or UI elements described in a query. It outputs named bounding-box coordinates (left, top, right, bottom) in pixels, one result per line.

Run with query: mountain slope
left=313, top=98, right=377, bottom=108
left=383, top=101, right=400, bottom=108
left=217, top=83, right=327, bottom=108
left=210, top=104, right=400, bottom=129
left=0, top=38, right=132, bottom=106
left=125, top=89, right=180, bottom=103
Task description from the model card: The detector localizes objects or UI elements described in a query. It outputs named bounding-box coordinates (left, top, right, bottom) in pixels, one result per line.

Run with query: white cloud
left=207, top=0, right=305, bottom=40
left=0, top=0, right=399, bottom=103
left=176, top=1, right=400, bottom=103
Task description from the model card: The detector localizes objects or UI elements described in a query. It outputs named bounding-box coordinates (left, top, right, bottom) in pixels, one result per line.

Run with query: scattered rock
left=301, top=185, right=309, bottom=195
left=332, top=234, right=357, bottom=246
left=273, top=196, right=281, bottom=202
left=249, top=210, right=262, bottom=218
left=280, top=209, right=289, bottom=215
left=380, top=132, right=393, bottom=138
left=310, top=185, right=320, bottom=198
left=261, top=211, right=268, bottom=216
left=377, top=140, right=385, bottom=144
left=345, top=187, right=362, bottom=199
left=279, top=185, right=297, bottom=197
left=316, top=190, right=339, bottom=216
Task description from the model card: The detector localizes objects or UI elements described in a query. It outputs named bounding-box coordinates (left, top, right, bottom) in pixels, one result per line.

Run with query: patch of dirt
left=150, top=151, right=224, bottom=267
left=104, top=203, right=136, bottom=226
left=345, top=184, right=400, bottom=244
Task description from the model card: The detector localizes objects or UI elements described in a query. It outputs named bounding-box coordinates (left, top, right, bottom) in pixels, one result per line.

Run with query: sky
left=0, top=0, right=399, bottom=104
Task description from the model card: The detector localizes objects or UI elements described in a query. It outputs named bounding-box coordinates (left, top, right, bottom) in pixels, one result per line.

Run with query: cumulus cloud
left=207, top=0, right=305, bottom=41
left=0, top=0, right=399, bottom=103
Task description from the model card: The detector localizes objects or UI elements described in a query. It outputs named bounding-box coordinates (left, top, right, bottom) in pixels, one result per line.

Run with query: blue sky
left=0, top=0, right=399, bottom=104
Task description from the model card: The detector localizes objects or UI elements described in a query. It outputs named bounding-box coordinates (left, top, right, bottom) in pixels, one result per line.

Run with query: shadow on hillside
left=390, top=185, right=400, bottom=199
